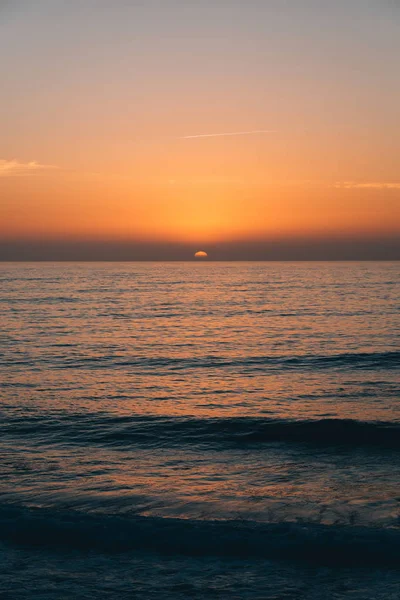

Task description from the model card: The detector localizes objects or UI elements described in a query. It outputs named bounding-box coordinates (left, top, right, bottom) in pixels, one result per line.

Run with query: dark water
left=1, top=262, right=399, bottom=599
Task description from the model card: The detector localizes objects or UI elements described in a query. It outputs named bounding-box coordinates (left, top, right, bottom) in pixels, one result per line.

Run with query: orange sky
left=1, top=1, right=399, bottom=258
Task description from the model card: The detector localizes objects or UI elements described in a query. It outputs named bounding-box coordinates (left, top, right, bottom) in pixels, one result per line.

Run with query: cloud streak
left=0, top=159, right=57, bottom=177
left=180, top=130, right=274, bottom=139
left=334, top=181, right=400, bottom=190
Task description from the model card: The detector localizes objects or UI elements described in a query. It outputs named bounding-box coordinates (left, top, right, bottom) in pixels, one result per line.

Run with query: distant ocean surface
left=1, top=262, right=399, bottom=599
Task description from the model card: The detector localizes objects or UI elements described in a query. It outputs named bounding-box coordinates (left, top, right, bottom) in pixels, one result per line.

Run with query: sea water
left=1, top=262, right=399, bottom=598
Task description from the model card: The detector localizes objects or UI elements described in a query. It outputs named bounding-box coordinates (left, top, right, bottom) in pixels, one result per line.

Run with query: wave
left=5, top=350, right=398, bottom=372
left=88, top=349, right=399, bottom=372
left=2, top=415, right=399, bottom=450
left=124, top=350, right=399, bottom=372
left=1, top=504, right=399, bottom=568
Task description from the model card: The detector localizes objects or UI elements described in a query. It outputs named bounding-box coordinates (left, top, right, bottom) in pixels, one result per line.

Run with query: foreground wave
left=1, top=504, right=399, bottom=568
left=2, top=415, right=399, bottom=450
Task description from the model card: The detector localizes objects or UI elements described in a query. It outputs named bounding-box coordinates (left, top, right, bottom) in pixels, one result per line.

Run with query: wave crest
left=1, top=505, right=399, bottom=568
left=3, top=416, right=399, bottom=450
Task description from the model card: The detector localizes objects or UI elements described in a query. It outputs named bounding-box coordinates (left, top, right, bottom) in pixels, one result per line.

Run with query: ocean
left=0, top=261, right=399, bottom=599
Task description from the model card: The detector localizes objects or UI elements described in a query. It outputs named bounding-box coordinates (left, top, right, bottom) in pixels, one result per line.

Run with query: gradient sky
left=1, top=0, right=399, bottom=259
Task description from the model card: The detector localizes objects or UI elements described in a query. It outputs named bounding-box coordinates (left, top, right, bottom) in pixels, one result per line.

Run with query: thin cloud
left=334, top=181, right=400, bottom=190
left=0, top=159, right=58, bottom=177
left=180, top=130, right=274, bottom=139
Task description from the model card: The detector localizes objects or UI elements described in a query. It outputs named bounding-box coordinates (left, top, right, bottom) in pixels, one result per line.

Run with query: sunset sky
left=1, top=0, right=399, bottom=259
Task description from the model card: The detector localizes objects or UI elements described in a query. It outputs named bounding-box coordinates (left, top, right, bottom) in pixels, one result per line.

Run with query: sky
left=1, top=0, right=399, bottom=260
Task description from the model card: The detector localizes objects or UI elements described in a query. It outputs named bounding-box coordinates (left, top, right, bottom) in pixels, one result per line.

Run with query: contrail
left=180, top=130, right=274, bottom=139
